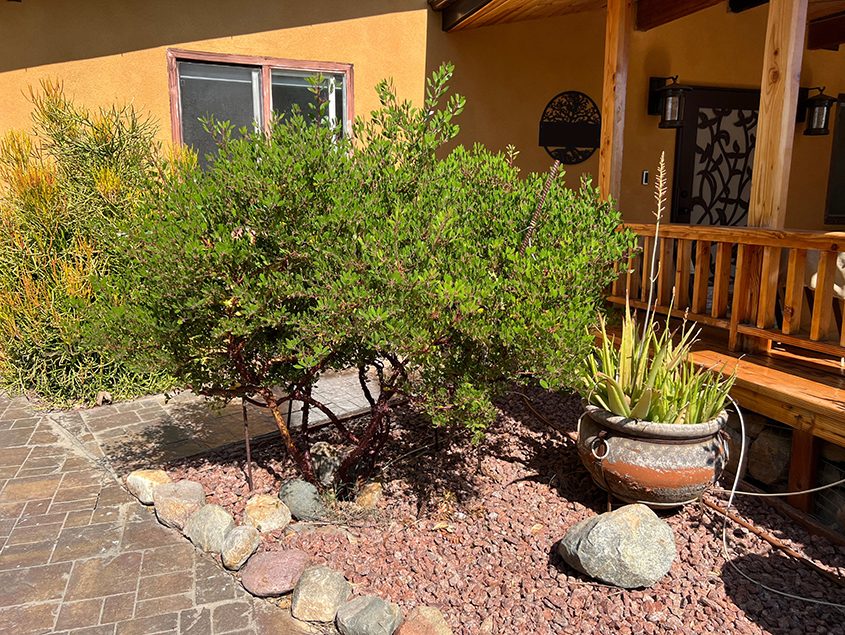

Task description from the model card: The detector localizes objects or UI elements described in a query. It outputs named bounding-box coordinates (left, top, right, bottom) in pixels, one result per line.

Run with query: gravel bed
left=169, top=389, right=845, bottom=635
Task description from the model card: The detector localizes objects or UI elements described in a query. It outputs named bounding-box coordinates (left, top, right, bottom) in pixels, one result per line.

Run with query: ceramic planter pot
left=577, top=404, right=730, bottom=507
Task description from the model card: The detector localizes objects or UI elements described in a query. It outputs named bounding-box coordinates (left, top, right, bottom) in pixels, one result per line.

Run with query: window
left=825, top=95, right=845, bottom=224
left=168, top=50, right=352, bottom=162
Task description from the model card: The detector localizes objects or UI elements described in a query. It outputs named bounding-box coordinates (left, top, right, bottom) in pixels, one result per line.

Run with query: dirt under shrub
left=169, top=389, right=845, bottom=635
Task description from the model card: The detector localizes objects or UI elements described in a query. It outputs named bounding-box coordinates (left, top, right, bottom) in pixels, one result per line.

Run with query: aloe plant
left=582, top=307, right=734, bottom=423
left=581, top=152, right=735, bottom=424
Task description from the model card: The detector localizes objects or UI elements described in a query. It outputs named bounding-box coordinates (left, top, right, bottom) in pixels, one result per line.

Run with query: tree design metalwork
left=689, top=107, right=757, bottom=227
left=539, top=91, right=601, bottom=165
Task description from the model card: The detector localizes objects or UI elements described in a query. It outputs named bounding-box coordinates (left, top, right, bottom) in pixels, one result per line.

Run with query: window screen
left=178, top=61, right=261, bottom=163
left=271, top=70, right=345, bottom=130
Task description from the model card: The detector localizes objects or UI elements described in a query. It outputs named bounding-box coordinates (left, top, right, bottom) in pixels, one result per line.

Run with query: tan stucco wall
left=425, top=9, right=606, bottom=188
left=1, top=1, right=842, bottom=229
left=0, top=0, right=432, bottom=142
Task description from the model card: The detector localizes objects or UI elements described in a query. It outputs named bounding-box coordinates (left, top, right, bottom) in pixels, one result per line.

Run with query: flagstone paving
left=0, top=379, right=368, bottom=634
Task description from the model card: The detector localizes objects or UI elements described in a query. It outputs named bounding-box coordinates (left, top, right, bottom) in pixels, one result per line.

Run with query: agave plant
left=581, top=151, right=735, bottom=424
left=582, top=307, right=735, bottom=424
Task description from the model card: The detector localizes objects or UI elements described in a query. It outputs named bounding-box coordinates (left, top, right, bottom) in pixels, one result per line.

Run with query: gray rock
left=728, top=410, right=767, bottom=438
left=336, top=595, right=402, bottom=635
left=153, top=480, right=206, bottom=530
left=747, top=427, right=792, bottom=485
left=126, top=469, right=171, bottom=505
left=244, top=494, right=292, bottom=533
left=240, top=549, right=310, bottom=597
left=557, top=504, right=676, bottom=588
left=280, top=479, right=327, bottom=521
left=183, top=504, right=235, bottom=553
left=222, top=525, right=261, bottom=571
left=311, top=441, right=344, bottom=487
left=292, top=566, right=352, bottom=622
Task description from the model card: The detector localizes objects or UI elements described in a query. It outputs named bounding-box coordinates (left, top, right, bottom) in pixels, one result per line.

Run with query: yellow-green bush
left=0, top=82, right=172, bottom=405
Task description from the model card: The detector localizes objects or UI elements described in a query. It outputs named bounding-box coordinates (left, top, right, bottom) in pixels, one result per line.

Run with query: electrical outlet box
left=641, top=170, right=649, bottom=186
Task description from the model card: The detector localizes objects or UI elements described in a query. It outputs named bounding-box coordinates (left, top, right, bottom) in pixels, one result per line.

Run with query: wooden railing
left=609, top=223, right=845, bottom=357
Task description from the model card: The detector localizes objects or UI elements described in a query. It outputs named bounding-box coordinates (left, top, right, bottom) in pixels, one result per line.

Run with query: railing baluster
left=657, top=237, right=674, bottom=306
left=810, top=251, right=837, bottom=342
left=783, top=248, right=807, bottom=335
left=692, top=240, right=711, bottom=314
left=756, top=245, right=781, bottom=329
left=640, top=235, right=653, bottom=302
left=674, top=239, right=692, bottom=309
left=626, top=247, right=641, bottom=301
left=712, top=242, right=732, bottom=319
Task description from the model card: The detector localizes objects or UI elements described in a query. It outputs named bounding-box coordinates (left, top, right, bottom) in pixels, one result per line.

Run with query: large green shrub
left=0, top=82, right=173, bottom=404
left=98, top=64, right=632, bottom=487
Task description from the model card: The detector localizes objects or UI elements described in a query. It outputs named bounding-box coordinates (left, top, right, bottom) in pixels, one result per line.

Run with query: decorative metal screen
left=688, top=107, right=757, bottom=227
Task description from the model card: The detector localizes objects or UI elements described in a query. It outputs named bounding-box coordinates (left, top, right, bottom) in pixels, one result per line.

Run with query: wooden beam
left=598, top=0, right=632, bottom=201
left=787, top=429, right=820, bottom=512
left=729, top=0, right=768, bottom=12
left=808, top=11, right=845, bottom=50
left=439, top=0, right=493, bottom=31
left=747, top=0, right=808, bottom=228
left=636, top=0, right=721, bottom=31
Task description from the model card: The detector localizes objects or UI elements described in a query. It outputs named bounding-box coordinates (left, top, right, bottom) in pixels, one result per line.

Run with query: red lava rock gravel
left=170, top=389, right=845, bottom=635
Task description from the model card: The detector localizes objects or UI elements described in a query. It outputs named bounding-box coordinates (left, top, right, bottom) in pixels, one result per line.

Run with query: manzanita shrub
left=97, top=64, right=633, bottom=488
left=0, top=82, right=173, bottom=404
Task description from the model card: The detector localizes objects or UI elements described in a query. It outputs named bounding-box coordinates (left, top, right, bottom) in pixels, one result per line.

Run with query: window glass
left=178, top=61, right=261, bottom=163
left=271, top=70, right=345, bottom=130
left=826, top=97, right=845, bottom=224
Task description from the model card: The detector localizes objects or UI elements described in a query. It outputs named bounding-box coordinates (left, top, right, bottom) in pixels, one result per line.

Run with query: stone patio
left=0, top=371, right=369, bottom=634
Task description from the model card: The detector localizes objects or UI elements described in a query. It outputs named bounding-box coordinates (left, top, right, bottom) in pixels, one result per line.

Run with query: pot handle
left=590, top=431, right=610, bottom=461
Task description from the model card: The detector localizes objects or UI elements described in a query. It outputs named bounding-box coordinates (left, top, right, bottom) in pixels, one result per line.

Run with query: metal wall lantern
left=647, top=76, right=692, bottom=128
left=801, top=87, right=837, bottom=136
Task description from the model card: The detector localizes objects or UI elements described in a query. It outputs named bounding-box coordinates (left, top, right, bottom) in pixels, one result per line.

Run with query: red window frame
left=166, top=48, right=354, bottom=144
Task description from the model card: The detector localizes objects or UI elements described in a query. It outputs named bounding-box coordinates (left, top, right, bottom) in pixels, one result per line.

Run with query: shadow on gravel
left=721, top=550, right=845, bottom=634
left=490, top=386, right=610, bottom=514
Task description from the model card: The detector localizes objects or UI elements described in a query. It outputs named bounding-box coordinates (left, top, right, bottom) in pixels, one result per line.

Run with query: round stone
left=240, top=549, right=310, bottom=597
left=279, top=479, right=327, bottom=521
left=153, top=480, right=206, bottom=530
left=183, top=504, right=235, bottom=553
left=244, top=494, right=292, bottom=533
left=222, top=525, right=261, bottom=571
left=291, top=566, right=351, bottom=622
left=126, top=469, right=171, bottom=505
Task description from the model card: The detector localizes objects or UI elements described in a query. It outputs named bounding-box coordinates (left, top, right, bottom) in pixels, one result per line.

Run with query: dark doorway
left=671, top=87, right=760, bottom=226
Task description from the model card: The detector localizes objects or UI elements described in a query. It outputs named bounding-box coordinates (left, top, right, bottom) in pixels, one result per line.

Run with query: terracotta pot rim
left=584, top=404, right=728, bottom=440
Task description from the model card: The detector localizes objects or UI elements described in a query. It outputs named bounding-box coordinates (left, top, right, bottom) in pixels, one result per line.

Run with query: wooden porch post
left=598, top=0, right=632, bottom=201
left=748, top=0, right=808, bottom=229
left=736, top=0, right=808, bottom=355
left=747, top=0, right=819, bottom=514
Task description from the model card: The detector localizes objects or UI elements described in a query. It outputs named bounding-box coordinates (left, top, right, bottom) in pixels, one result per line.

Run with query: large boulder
left=557, top=504, right=676, bottom=589
left=244, top=494, right=292, bottom=533
left=336, top=595, right=402, bottom=635
left=240, top=549, right=310, bottom=597
left=153, top=480, right=206, bottom=530
left=183, top=504, right=235, bottom=553
left=126, top=469, right=171, bottom=505
left=291, top=566, right=352, bottom=622
left=279, top=479, right=327, bottom=521
left=222, top=525, right=261, bottom=571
